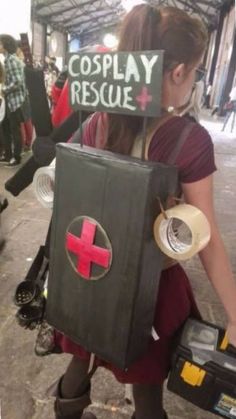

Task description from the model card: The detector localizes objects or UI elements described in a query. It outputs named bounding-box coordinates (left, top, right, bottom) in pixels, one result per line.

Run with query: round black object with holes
left=14, top=281, right=38, bottom=306
left=16, top=302, right=45, bottom=329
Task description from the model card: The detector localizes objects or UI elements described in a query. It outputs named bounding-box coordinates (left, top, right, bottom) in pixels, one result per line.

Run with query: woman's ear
left=170, top=63, right=187, bottom=85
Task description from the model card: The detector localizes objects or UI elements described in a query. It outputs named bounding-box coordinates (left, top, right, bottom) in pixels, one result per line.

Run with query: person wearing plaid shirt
left=0, top=34, right=26, bottom=166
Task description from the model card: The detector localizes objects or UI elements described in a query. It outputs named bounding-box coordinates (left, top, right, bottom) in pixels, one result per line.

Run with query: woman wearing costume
left=52, top=6, right=236, bottom=419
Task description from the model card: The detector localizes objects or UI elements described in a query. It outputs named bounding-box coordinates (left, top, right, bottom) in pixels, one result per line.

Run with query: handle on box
left=220, top=333, right=229, bottom=350
left=220, top=333, right=236, bottom=356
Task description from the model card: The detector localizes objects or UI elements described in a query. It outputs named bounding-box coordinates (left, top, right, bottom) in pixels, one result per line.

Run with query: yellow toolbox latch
left=181, top=362, right=206, bottom=386
left=220, top=333, right=229, bottom=351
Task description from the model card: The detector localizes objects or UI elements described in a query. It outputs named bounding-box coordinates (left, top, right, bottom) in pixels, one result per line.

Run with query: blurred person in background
left=45, top=56, right=59, bottom=109
left=205, top=83, right=212, bottom=109
left=222, top=84, right=236, bottom=132
left=0, top=61, right=6, bottom=159
left=0, top=34, right=27, bottom=166
left=16, top=41, right=33, bottom=152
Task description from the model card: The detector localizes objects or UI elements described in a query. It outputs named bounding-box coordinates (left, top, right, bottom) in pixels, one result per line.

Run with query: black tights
left=133, top=383, right=164, bottom=419
left=61, top=356, right=165, bottom=419
left=61, top=356, right=91, bottom=399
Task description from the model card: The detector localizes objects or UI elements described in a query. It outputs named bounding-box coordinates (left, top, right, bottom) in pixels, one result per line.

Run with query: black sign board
left=68, top=51, right=163, bottom=117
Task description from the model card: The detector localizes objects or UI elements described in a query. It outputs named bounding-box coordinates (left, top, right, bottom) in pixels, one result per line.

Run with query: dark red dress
left=54, top=114, right=217, bottom=384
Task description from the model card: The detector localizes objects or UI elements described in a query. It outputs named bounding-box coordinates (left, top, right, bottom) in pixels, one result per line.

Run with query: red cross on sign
left=136, top=87, right=152, bottom=111
left=66, top=219, right=111, bottom=279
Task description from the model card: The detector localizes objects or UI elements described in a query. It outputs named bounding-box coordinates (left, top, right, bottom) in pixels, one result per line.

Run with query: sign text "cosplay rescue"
left=68, top=51, right=163, bottom=117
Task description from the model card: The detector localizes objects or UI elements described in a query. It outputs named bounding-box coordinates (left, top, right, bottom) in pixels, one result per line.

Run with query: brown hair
left=0, top=34, right=17, bottom=54
left=105, top=5, right=208, bottom=155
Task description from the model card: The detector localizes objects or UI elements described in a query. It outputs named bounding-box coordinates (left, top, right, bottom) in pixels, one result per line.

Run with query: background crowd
left=0, top=34, right=67, bottom=169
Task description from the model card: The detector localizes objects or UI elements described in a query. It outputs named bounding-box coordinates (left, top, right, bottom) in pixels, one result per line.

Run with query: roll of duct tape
left=153, top=204, right=210, bottom=261
left=33, top=164, right=55, bottom=209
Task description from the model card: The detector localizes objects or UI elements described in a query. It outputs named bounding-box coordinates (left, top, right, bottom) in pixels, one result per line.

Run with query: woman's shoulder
left=150, top=116, right=212, bottom=153
left=161, top=115, right=211, bottom=139
left=176, top=118, right=216, bottom=183
left=82, top=112, right=105, bottom=147
left=150, top=116, right=216, bottom=183
left=180, top=117, right=214, bottom=159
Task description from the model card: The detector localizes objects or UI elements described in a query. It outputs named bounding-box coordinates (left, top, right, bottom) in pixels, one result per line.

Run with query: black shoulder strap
left=166, top=121, right=195, bottom=165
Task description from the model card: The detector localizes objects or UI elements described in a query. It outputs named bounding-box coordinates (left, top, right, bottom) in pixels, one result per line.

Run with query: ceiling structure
left=32, top=0, right=232, bottom=45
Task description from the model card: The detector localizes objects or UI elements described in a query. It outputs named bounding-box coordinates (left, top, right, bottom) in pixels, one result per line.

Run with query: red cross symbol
left=66, top=219, right=111, bottom=279
left=136, top=87, right=152, bottom=111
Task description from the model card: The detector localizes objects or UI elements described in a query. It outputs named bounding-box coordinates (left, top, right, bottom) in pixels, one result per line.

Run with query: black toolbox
left=168, top=318, right=236, bottom=418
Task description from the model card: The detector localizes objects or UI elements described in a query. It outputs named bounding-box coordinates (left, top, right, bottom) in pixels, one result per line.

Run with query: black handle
left=5, top=157, right=40, bottom=196
left=226, top=344, right=236, bottom=357
left=25, top=67, right=52, bottom=136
